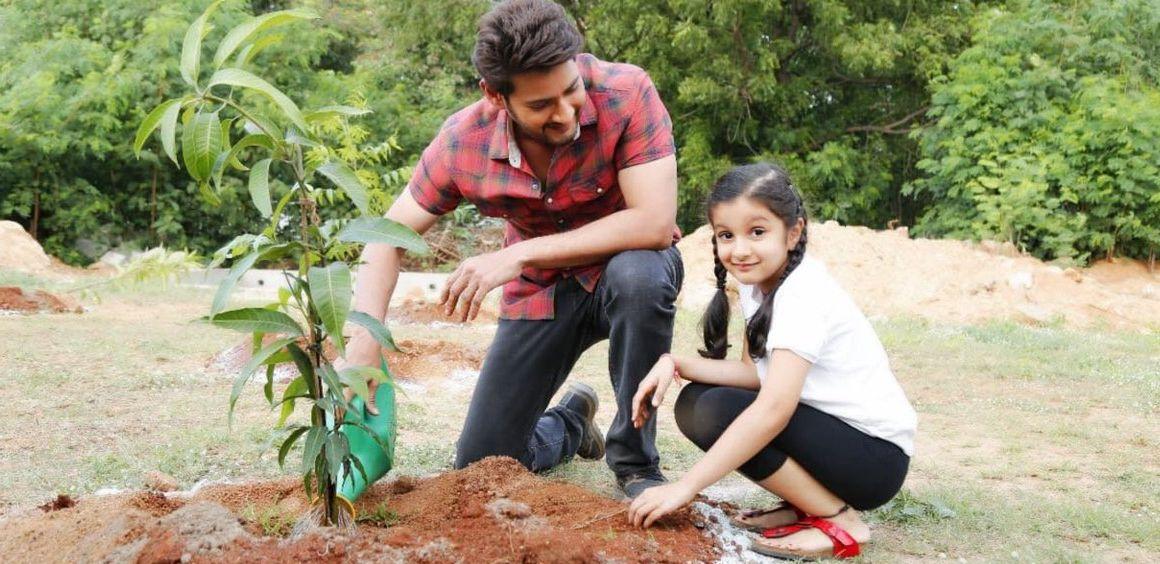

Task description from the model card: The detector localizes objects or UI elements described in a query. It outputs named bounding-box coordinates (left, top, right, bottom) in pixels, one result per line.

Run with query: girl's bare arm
left=670, top=337, right=760, bottom=389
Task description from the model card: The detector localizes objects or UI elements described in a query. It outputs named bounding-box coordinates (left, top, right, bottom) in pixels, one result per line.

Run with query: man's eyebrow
left=527, top=77, right=580, bottom=105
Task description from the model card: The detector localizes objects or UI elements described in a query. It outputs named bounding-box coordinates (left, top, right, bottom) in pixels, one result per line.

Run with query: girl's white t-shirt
left=739, top=255, right=917, bottom=456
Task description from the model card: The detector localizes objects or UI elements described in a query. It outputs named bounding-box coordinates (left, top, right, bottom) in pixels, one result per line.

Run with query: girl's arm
left=628, top=348, right=811, bottom=527
left=631, top=340, right=759, bottom=429
left=670, top=336, right=760, bottom=389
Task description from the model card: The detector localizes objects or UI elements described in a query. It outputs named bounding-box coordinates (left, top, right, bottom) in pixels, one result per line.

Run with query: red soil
left=0, top=286, right=82, bottom=314
left=392, top=298, right=499, bottom=325
left=0, top=457, right=719, bottom=562
left=208, top=337, right=487, bottom=382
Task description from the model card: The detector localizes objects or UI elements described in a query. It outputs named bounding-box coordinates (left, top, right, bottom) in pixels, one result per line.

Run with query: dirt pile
left=0, top=286, right=82, bottom=314
left=391, top=298, right=499, bottom=325
left=0, top=221, right=51, bottom=272
left=677, top=222, right=1159, bottom=329
left=0, top=458, right=720, bottom=562
left=209, top=337, right=487, bottom=383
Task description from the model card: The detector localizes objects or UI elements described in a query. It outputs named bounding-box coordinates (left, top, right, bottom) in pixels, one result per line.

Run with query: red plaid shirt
left=408, top=54, right=676, bottom=320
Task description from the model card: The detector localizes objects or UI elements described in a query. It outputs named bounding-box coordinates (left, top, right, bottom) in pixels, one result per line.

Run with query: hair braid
left=698, top=235, right=731, bottom=359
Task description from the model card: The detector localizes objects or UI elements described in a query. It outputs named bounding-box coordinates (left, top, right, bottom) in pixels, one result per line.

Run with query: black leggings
left=674, top=383, right=909, bottom=510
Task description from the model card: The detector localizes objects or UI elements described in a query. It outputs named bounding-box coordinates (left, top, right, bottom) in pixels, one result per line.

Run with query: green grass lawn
left=0, top=271, right=1156, bottom=562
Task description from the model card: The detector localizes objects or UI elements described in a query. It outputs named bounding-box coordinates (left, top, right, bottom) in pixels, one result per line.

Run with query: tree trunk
left=31, top=172, right=40, bottom=240
left=150, top=166, right=158, bottom=244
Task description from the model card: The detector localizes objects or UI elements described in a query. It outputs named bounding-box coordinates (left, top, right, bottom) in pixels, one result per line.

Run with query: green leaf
left=180, top=0, right=222, bottom=87
left=325, top=433, right=350, bottom=481
left=213, top=9, right=318, bottom=68
left=248, top=158, right=273, bottom=217
left=277, top=426, right=309, bottom=469
left=229, top=336, right=296, bottom=425
left=211, top=248, right=260, bottom=315
left=277, top=376, right=310, bottom=426
left=210, top=308, right=304, bottom=335
left=182, top=112, right=223, bottom=182
left=336, top=217, right=429, bottom=254
left=286, top=344, right=317, bottom=396
left=134, top=99, right=181, bottom=160
left=207, top=68, right=309, bottom=133
left=316, top=161, right=369, bottom=215
left=307, top=263, right=352, bottom=356
left=305, top=105, right=372, bottom=123
left=301, top=427, right=325, bottom=474
left=264, top=364, right=275, bottom=405
left=235, top=33, right=284, bottom=66
left=158, top=101, right=187, bottom=166
left=346, top=311, right=399, bottom=352
left=318, top=364, right=344, bottom=398
left=337, top=367, right=370, bottom=404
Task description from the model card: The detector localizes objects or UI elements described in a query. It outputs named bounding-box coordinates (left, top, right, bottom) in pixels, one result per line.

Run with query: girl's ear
left=786, top=218, right=804, bottom=248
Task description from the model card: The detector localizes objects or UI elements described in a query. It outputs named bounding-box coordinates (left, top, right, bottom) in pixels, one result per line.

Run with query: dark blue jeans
left=453, top=247, right=683, bottom=477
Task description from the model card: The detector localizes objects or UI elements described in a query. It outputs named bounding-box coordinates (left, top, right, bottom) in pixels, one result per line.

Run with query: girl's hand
left=631, top=354, right=681, bottom=428
left=627, top=480, right=698, bottom=528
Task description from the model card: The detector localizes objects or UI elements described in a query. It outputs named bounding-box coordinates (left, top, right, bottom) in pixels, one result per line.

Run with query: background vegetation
left=2, top=0, right=1157, bottom=265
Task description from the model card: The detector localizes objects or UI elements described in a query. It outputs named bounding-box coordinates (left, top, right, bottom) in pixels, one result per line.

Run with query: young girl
left=626, top=163, right=916, bottom=560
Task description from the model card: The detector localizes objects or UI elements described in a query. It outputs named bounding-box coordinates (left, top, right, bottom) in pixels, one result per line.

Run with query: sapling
left=133, top=2, right=426, bottom=527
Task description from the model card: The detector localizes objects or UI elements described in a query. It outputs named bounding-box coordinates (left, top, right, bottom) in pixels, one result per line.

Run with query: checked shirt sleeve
left=614, top=74, right=676, bottom=170
left=407, top=127, right=463, bottom=216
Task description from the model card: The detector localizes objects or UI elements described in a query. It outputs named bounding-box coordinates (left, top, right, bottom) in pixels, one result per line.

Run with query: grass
left=1, top=271, right=1157, bottom=561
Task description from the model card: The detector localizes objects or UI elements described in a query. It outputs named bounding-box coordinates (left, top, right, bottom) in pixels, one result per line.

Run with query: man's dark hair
left=472, top=0, right=583, bottom=96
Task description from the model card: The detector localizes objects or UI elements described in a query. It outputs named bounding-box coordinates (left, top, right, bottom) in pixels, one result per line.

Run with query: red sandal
left=751, top=505, right=864, bottom=560
left=728, top=501, right=806, bottom=533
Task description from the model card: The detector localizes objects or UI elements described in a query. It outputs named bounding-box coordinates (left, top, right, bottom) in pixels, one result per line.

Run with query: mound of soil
left=677, top=222, right=1159, bottom=329
left=0, top=458, right=719, bottom=562
left=391, top=298, right=499, bottom=326
left=0, top=221, right=51, bottom=272
left=0, top=286, right=82, bottom=314
left=209, top=337, right=487, bottom=383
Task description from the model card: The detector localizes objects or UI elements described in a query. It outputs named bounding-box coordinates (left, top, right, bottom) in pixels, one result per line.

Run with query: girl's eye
left=717, top=232, right=732, bottom=241
left=752, top=228, right=765, bottom=237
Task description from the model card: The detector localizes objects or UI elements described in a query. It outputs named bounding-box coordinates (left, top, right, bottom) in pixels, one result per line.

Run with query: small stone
left=144, top=470, right=179, bottom=492
left=1063, top=268, right=1083, bottom=283
left=938, top=553, right=947, bottom=559
left=1007, top=271, right=1034, bottom=290
left=180, top=553, right=192, bottom=563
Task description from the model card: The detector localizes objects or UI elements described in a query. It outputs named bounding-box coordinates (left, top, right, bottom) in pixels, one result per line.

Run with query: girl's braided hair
left=699, top=162, right=809, bottom=361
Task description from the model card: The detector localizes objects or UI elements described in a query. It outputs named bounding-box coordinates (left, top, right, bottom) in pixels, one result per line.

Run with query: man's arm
left=442, top=154, right=678, bottom=319
left=337, top=190, right=440, bottom=414
left=349, top=191, right=441, bottom=323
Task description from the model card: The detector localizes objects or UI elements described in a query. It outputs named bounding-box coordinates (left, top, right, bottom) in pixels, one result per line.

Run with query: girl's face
left=710, top=196, right=803, bottom=293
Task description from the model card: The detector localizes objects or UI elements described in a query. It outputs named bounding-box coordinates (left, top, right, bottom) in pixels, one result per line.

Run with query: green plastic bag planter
left=337, top=362, right=397, bottom=505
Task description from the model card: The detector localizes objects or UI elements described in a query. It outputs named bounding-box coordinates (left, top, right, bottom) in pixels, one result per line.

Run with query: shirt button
left=532, top=182, right=539, bottom=190
left=546, top=197, right=553, bottom=204
left=557, top=219, right=565, bottom=225
left=596, top=188, right=603, bottom=194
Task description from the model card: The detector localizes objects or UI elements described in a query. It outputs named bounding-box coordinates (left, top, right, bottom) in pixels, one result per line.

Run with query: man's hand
left=631, top=354, right=681, bottom=429
left=334, top=327, right=382, bottom=416
left=627, top=480, right=697, bottom=528
left=441, top=247, right=525, bottom=321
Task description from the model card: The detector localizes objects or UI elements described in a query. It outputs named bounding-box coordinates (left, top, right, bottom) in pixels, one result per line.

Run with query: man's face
left=492, top=60, right=586, bottom=147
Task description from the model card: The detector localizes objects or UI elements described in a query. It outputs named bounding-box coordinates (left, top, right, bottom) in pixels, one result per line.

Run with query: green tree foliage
left=907, top=0, right=1160, bottom=262
left=3, top=0, right=1157, bottom=264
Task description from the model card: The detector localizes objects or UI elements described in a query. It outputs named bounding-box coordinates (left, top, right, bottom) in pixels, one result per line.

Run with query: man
left=341, top=0, right=681, bottom=498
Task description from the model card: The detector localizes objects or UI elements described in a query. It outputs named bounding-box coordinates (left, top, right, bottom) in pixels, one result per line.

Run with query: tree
left=135, top=2, right=428, bottom=527
left=907, top=0, right=1160, bottom=262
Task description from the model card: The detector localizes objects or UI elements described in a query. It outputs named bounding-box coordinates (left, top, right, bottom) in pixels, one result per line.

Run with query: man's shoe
left=558, top=382, right=604, bottom=460
left=616, top=470, right=668, bottom=499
